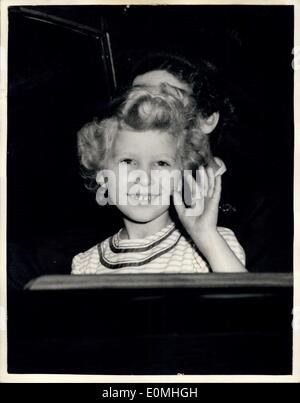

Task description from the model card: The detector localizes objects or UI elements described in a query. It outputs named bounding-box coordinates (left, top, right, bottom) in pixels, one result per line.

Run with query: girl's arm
left=173, top=167, right=247, bottom=273
left=192, top=228, right=247, bottom=273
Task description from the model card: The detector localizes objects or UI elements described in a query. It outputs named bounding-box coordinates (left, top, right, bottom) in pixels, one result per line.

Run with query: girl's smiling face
left=105, top=129, right=180, bottom=223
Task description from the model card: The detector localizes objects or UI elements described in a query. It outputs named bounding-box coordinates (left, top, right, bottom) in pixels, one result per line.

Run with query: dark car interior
left=7, top=5, right=294, bottom=375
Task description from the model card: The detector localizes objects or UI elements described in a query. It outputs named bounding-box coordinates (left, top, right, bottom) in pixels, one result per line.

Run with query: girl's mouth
left=127, top=193, right=161, bottom=203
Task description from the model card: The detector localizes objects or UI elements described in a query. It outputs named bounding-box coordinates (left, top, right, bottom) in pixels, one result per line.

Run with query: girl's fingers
left=211, top=174, right=222, bottom=205
left=184, top=172, right=206, bottom=216
left=199, top=166, right=209, bottom=198
left=194, top=197, right=205, bottom=216
left=185, top=172, right=203, bottom=206
left=206, top=167, right=215, bottom=198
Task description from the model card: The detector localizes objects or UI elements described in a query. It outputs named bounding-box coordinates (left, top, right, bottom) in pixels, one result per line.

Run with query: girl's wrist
left=191, top=227, right=219, bottom=256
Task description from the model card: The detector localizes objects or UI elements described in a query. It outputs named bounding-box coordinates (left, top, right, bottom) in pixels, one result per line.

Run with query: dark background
left=7, top=5, right=294, bottom=287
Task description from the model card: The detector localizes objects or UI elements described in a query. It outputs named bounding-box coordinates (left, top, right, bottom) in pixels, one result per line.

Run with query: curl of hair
left=77, top=117, right=118, bottom=191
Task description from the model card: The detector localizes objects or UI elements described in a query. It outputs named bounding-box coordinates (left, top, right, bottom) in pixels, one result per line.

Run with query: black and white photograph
left=1, top=0, right=299, bottom=381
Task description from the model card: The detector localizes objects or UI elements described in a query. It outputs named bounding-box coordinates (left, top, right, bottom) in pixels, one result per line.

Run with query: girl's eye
left=155, top=161, right=171, bottom=167
left=120, top=159, right=136, bottom=166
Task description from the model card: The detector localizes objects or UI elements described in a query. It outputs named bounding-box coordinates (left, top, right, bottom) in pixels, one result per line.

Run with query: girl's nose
left=135, top=173, right=150, bottom=186
left=135, top=165, right=151, bottom=186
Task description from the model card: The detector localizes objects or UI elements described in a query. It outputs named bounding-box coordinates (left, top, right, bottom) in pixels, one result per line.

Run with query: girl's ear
left=199, top=112, right=220, bottom=134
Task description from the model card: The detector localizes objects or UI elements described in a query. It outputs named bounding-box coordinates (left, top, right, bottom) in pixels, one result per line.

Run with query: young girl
left=71, top=83, right=246, bottom=274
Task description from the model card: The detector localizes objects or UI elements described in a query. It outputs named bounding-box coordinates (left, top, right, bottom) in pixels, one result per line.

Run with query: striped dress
left=71, top=222, right=246, bottom=274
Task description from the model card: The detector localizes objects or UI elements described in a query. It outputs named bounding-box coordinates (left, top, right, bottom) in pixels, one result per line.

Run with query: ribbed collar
left=98, top=221, right=181, bottom=269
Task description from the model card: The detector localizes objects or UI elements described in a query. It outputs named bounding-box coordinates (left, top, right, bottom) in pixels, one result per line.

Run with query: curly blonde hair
left=77, top=83, right=212, bottom=190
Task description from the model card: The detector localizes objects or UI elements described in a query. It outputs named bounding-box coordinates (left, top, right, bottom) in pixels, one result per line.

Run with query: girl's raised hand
left=173, top=166, right=247, bottom=273
left=172, top=166, right=222, bottom=244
